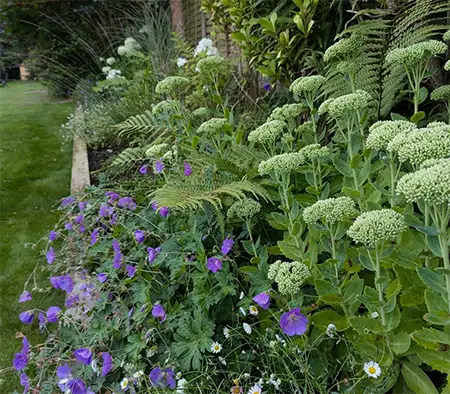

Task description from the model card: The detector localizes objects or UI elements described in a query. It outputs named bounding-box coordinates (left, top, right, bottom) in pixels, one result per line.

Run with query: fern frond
left=114, top=110, right=168, bottom=140
left=111, top=145, right=151, bottom=167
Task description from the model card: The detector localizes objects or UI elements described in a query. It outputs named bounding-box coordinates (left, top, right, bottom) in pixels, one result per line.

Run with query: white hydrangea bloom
left=176, top=57, right=188, bottom=67
left=194, top=37, right=219, bottom=56
left=106, top=57, right=116, bottom=65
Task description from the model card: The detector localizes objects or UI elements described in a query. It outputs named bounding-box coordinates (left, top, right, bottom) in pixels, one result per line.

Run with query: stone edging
left=70, top=108, right=90, bottom=194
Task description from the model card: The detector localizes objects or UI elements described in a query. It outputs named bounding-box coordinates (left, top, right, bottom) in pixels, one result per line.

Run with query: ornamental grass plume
left=155, top=76, right=190, bottom=95
left=258, top=152, right=305, bottom=176
left=197, top=118, right=229, bottom=135
left=248, top=121, right=286, bottom=146
left=347, top=209, right=406, bottom=248
left=267, top=103, right=305, bottom=122
left=268, top=260, right=310, bottom=295
left=289, top=75, right=326, bottom=96
left=151, top=100, right=181, bottom=115
left=327, top=90, right=371, bottom=118
left=299, top=143, right=330, bottom=162
left=227, top=198, right=261, bottom=220
left=323, top=35, right=364, bottom=63
left=385, top=40, right=447, bottom=67
left=303, top=196, right=358, bottom=225
left=366, top=120, right=417, bottom=151
left=431, top=85, right=450, bottom=101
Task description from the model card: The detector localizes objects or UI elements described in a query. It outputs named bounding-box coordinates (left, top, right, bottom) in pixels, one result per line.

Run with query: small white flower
left=120, top=377, right=129, bottom=390
left=364, top=361, right=381, bottom=378
left=249, top=305, right=259, bottom=316
left=243, top=322, right=252, bottom=334
left=132, top=370, right=144, bottom=379
left=326, top=323, right=336, bottom=338
left=106, top=57, right=116, bottom=65
left=248, top=384, right=263, bottom=394
left=371, top=311, right=379, bottom=318
left=239, top=307, right=247, bottom=316
left=90, top=359, right=98, bottom=373
left=210, top=341, right=222, bottom=354
left=267, top=374, right=280, bottom=390
left=177, top=378, right=187, bottom=393
left=176, top=57, right=188, bottom=67
left=240, top=291, right=245, bottom=300
left=99, top=57, right=105, bottom=62
left=102, top=66, right=111, bottom=74
left=176, top=372, right=182, bottom=380
left=218, top=356, right=227, bottom=365
left=243, top=373, right=250, bottom=379
left=223, top=327, right=230, bottom=339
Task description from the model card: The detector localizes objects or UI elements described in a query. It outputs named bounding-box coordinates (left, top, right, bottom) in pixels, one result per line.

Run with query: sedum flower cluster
left=445, top=60, right=450, bottom=72
left=443, top=29, right=450, bottom=41
left=323, top=35, right=364, bottom=63
left=396, top=159, right=450, bottom=206
left=385, top=40, right=447, bottom=67
left=268, top=260, right=310, bottom=295
left=420, top=157, right=449, bottom=169
left=366, top=120, right=417, bottom=151
left=227, top=198, right=261, bottom=220
left=155, top=77, right=190, bottom=95
left=327, top=90, right=371, bottom=118
left=426, top=122, right=450, bottom=132
left=299, top=143, right=330, bottom=161
left=192, top=107, right=211, bottom=118
left=394, top=128, right=450, bottom=166
left=289, top=76, right=326, bottom=96
left=118, top=37, right=141, bottom=56
left=303, top=196, right=358, bottom=225
left=296, top=121, right=313, bottom=135
left=318, top=98, right=335, bottom=115
left=267, top=103, right=304, bottom=122
left=196, top=55, right=230, bottom=76
left=146, top=143, right=168, bottom=158
left=197, top=118, right=229, bottom=135
left=347, top=209, right=406, bottom=248
left=430, top=85, right=450, bottom=101
left=258, top=152, right=305, bottom=176
left=248, top=121, right=286, bottom=146
left=152, top=100, right=181, bottom=116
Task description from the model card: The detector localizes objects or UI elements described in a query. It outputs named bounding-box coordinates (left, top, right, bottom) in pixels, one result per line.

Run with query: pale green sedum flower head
left=258, top=152, right=305, bottom=176
left=347, top=209, right=406, bottom=248
left=366, top=120, right=417, bottom=151
left=197, top=118, right=229, bottom=135
left=296, top=121, right=314, bottom=134
left=445, top=60, right=450, bottom=71
left=430, top=85, right=450, bottom=101
left=289, top=76, right=326, bottom=96
left=327, top=90, right=371, bottom=118
left=324, top=35, right=364, bottom=63
left=267, top=103, right=305, bottom=122
left=152, top=100, right=181, bottom=115
left=299, top=144, right=330, bottom=161
left=248, top=121, right=286, bottom=146
left=443, top=29, right=450, bottom=41
left=196, top=55, right=230, bottom=76
left=227, top=198, right=261, bottom=220
left=146, top=143, right=169, bottom=158
left=155, top=76, right=190, bottom=95
left=318, top=98, right=335, bottom=115
left=303, top=196, right=358, bottom=225
left=192, top=107, right=211, bottom=118
left=385, top=40, right=447, bottom=67
left=268, top=260, right=310, bottom=295
left=396, top=160, right=450, bottom=206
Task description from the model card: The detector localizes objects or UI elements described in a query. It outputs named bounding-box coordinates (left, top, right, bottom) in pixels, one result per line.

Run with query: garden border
left=70, top=108, right=90, bottom=194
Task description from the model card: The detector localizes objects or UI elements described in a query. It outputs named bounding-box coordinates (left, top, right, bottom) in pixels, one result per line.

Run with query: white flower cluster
left=289, top=75, right=326, bottom=96
left=397, top=159, right=450, bottom=206
left=258, top=152, right=305, bottom=176
left=227, top=198, right=262, bottom=220
left=299, top=143, right=330, bottom=162
left=155, top=76, right=190, bottom=95
left=146, top=143, right=168, bottom=158
left=118, top=37, right=141, bottom=56
left=427, top=121, right=450, bottom=132
left=318, top=98, right=335, bottom=115
left=303, top=196, right=358, bottom=225
left=196, top=55, right=229, bottom=76
left=268, top=260, right=310, bottom=295
left=248, top=120, right=286, bottom=146
left=197, top=118, right=228, bottom=135
left=194, top=37, right=219, bottom=56
left=431, top=85, right=450, bottom=101
left=324, top=35, right=364, bottom=63
left=366, top=120, right=417, bottom=151
left=267, top=103, right=304, bottom=122
left=151, top=100, right=181, bottom=116
left=385, top=40, right=447, bottom=67
left=347, top=209, right=406, bottom=248
left=106, top=57, right=116, bottom=65
left=106, top=69, right=123, bottom=80
left=176, top=57, right=188, bottom=67
left=327, top=90, right=371, bottom=118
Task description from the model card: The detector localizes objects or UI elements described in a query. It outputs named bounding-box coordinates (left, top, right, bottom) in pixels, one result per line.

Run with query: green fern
left=114, top=110, right=167, bottom=140
left=111, top=145, right=151, bottom=167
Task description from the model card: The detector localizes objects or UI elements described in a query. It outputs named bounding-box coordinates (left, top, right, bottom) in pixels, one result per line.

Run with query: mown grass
left=0, top=81, right=73, bottom=392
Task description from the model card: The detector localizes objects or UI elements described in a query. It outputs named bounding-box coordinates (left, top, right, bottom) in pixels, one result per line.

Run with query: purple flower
left=118, top=196, right=136, bottom=210
left=61, top=196, right=75, bottom=207
left=21, top=336, right=30, bottom=353
left=152, top=304, right=166, bottom=323
left=207, top=257, right=222, bottom=273
left=46, top=247, right=55, bottom=264
left=279, top=307, right=308, bottom=336
left=68, top=379, right=86, bottom=394
left=19, top=291, right=32, bottom=303
left=110, top=213, right=117, bottom=225
left=135, top=229, right=145, bottom=243
left=105, top=191, right=119, bottom=201
left=99, top=204, right=110, bottom=217
left=13, top=352, right=28, bottom=370
left=126, top=264, right=137, bottom=278
left=97, top=273, right=108, bottom=283
left=253, top=292, right=270, bottom=310
left=128, top=307, right=135, bottom=318
left=183, top=162, right=192, bottom=176
left=74, top=348, right=92, bottom=365
left=159, top=206, right=169, bottom=217
left=20, top=373, right=30, bottom=393
left=50, top=274, right=74, bottom=293
left=49, top=231, right=58, bottom=241
left=65, top=294, right=79, bottom=307
left=139, top=165, right=148, bottom=174
left=155, top=246, right=161, bottom=253
left=149, top=367, right=175, bottom=389
left=155, top=160, right=164, bottom=174
left=79, top=225, right=86, bottom=233
left=78, top=201, right=87, bottom=211
left=113, top=252, right=122, bottom=269
left=101, top=352, right=113, bottom=376
left=112, top=239, right=121, bottom=252
left=90, top=228, right=100, bottom=246
left=38, top=312, right=46, bottom=332
left=263, top=82, right=271, bottom=91
left=75, top=214, right=84, bottom=224
left=19, top=311, right=34, bottom=325
left=147, top=247, right=157, bottom=263
left=46, top=306, right=61, bottom=323
left=65, top=222, right=73, bottom=231
left=221, top=237, right=234, bottom=255
left=151, top=201, right=158, bottom=211
left=57, top=363, right=72, bottom=379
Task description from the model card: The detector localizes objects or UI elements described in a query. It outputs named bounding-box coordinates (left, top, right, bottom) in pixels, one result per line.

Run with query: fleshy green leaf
left=390, top=332, right=411, bottom=355
left=401, top=361, right=439, bottom=394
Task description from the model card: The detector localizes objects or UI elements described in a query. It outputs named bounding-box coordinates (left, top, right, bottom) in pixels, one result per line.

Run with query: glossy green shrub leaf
left=343, top=274, right=364, bottom=314
left=386, top=278, right=402, bottom=299
left=349, top=316, right=383, bottom=334
left=390, top=332, right=411, bottom=355
left=401, top=361, right=439, bottom=394
left=385, top=307, right=401, bottom=332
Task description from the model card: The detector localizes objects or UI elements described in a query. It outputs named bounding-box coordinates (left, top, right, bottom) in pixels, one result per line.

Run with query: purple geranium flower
left=38, top=312, right=46, bottom=332
left=99, top=204, right=110, bottom=217
left=183, top=162, right=192, bottom=176
left=113, top=252, right=122, bottom=269
left=97, top=273, right=108, bottom=283
left=147, top=247, right=157, bottom=263
left=151, top=201, right=158, bottom=211
left=135, top=229, right=145, bottom=243
left=149, top=367, right=175, bottom=389
left=253, top=292, right=270, bottom=310
left=126, top=264, right=137, bottom=278
left=50, top=274, right=74, bottom=293
left=139, top=165, right=148, bottom=174
left=66, top=294, right=79, bottom=307
left=118, top=196, right=136, bottom=210
left=79, top=225, right=86, bottom=233
left=263, top=82, right=271, bottom=91
left=105, top=191, right=120, bottom=201
left=75, top=214, right=84, bottom=224
left=46, top=247, right=55, bottom=264
left=101, top=352, right=113, bottom=376
left=57, top=363, right=72, bottom=379
left=78, top=201, right=87, bottom=211
left=74, top=348, right=92, bottom=365
left=65, top=222, right=73, bottom=231
left=155, top=160, right=164, bottom=174
left=19, top=291, right=32, bottom=303
left=128, top=307, right=135, bottom=318
left=279, top=307, right=308, bottom=336
left=68, top=379, right=86, bottom=394
left=152, top=304, right=166, bottom=323
left=21, top=336, right=30, bottom=353
left=206, top=257, right=222, bottom=273
left=49, top=231, right=58, bottom=241
left=61, top=196, right=75, bottom=207
left=159, top=206, right=169, bottom=217
left=110, top=213, right=117, bottom=225
left=13, top=352, right=28, bottom=371
left=20, top=373, right=30, bottom=393
left=112, top=239, right=121, bottom=252
left=90, top=228, right=100, bottom=246
left=221, top=237, right=234, bottom=255
left=46, top=306, right=61, bottom=323
left=19, top=311, right=34, bottom=325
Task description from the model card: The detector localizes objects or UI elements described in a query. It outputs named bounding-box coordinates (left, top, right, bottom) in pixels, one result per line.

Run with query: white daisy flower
left=326, top=323, right=336, bottom=338
left=210, top=341, right=222, bottom=353
left=243, top=322, right=252, bottom=334
left=239, top=307, right=247, bottom=316
left=248, top=384, right=263, bottom=394
left=249, top=305, right=259, bottom=316
left=120, top=377, right=129, bottom=390
left=223, top=327, right=230, bottom=338
left=371, top=311, right=379, bottom=318
left=364, top=361, right=381, bottom=378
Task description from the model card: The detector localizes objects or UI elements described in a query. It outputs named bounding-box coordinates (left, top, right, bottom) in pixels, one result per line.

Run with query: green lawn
left=0, top=81, right=73, bottom=392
